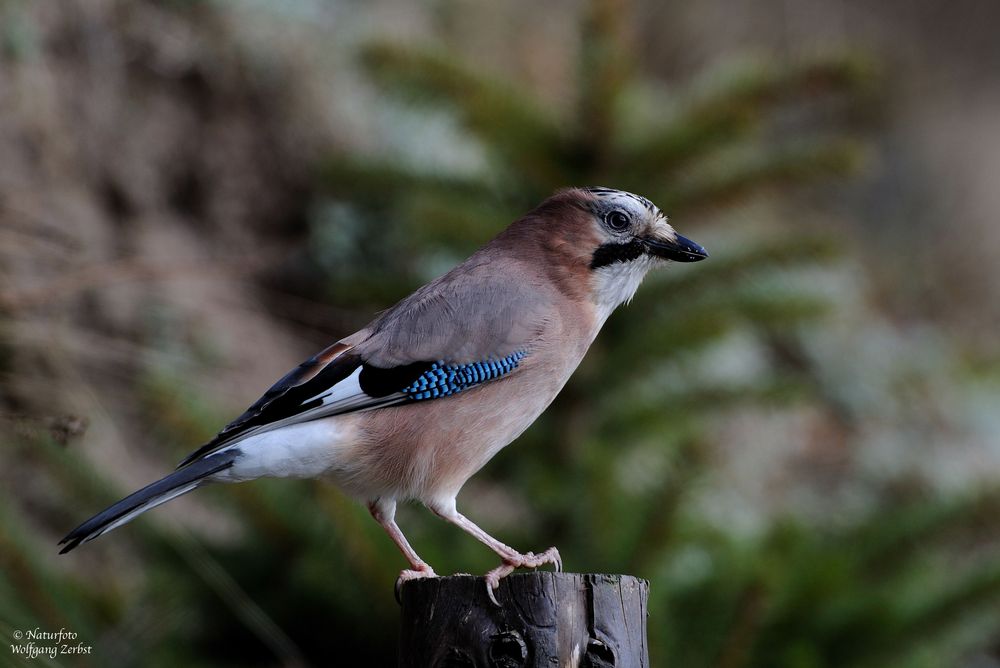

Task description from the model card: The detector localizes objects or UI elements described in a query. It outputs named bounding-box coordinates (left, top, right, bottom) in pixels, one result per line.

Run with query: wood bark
left=398, top=573, right=649, bottom=668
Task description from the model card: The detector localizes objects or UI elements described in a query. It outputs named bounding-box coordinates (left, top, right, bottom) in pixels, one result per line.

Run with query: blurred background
left=2, top=0, right=999, bottom=665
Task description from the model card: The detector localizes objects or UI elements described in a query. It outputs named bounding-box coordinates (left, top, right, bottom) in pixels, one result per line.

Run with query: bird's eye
left=605, top=210, right=630, bottom=231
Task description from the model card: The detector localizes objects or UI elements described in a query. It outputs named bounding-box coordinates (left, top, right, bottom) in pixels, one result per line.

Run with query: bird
left=59, top=186, right=707, bottom=603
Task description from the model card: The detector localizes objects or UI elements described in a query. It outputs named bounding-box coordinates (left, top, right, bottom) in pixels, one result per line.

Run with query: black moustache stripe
left=590, top=240, right=646, bottom=269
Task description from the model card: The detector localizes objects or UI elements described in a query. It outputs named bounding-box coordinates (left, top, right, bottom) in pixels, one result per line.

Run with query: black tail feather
left=58, top=451, right=239, bottom=554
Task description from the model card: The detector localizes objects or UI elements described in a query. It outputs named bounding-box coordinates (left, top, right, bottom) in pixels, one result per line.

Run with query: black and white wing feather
left=178, top=341, right=425, bottom=467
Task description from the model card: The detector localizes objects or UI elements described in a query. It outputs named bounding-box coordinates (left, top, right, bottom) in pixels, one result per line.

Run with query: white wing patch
left=305, top=367, right=403, bottom=413
left=214, top=366, right=406, bottom=451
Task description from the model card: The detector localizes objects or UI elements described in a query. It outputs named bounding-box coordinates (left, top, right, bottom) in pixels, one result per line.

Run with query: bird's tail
left=58, top=451, right=239, bottom=554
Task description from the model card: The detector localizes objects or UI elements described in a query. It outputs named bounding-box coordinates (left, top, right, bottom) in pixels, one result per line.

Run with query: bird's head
left=581, top=186, right=707, bottom=268
left=499, top=187, right=707, bottom=316
left=541, top=187, right=708, bottom=314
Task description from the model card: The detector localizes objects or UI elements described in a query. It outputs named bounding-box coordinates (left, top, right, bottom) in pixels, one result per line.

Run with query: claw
left=486, top=579, right=501, bottom=606
left=484, top=562, right=515, bottom=607
left=394, top=565, right=437, bottom=604
left=549, top=548, right=563, bottom=572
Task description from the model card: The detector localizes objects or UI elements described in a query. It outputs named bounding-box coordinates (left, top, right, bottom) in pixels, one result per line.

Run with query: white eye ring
left=605, top=210, right=630, bottom=231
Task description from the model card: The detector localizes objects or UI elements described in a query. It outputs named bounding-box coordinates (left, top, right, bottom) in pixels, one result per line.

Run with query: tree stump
left=398, top=573, right=649, bottom=668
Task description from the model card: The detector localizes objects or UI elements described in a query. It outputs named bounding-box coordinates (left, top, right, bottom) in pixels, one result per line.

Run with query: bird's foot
left=483, top=546, right=562, bottom=606
left=394, top=564, right=437, bottom=603
left=524, top=546, right=563, bottom=572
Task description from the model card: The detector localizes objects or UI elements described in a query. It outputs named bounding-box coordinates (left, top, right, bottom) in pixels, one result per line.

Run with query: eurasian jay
left=59, top=187, right=707, bottom=601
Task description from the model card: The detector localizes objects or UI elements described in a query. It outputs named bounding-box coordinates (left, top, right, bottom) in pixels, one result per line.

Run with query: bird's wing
left=355, top=255, right=550, bottom=367
left=178, top=259, right=551, bottom=468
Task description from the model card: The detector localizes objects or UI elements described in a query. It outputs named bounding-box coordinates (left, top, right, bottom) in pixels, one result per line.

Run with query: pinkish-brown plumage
left=59, top=187, right=707, bottom=599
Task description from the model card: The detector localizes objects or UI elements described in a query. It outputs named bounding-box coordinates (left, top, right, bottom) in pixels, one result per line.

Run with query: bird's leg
left=429, top=500, right=561, bottom=605
left=368, top=499, right=437, bottom=592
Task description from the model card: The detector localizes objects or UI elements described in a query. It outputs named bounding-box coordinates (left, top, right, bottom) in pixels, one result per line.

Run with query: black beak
left=643, top=233, right=709, bottom=262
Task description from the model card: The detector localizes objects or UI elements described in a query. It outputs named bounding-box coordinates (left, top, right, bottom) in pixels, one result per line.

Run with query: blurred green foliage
left=4, top=1, right=1000, bottom=667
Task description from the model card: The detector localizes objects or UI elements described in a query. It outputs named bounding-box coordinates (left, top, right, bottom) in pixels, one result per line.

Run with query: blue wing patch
left=402, top=351, right=527, bottom=401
